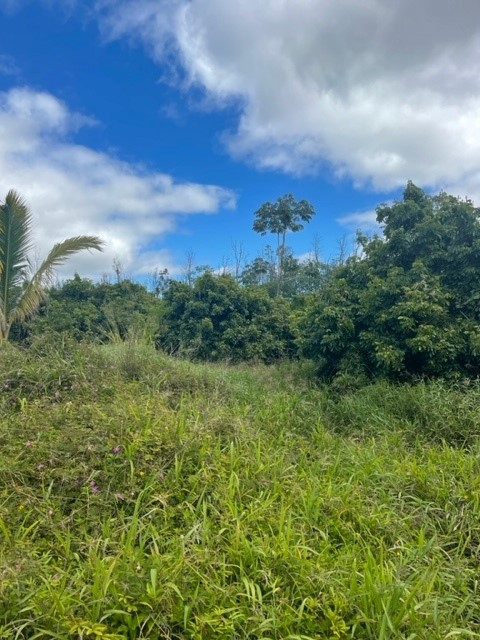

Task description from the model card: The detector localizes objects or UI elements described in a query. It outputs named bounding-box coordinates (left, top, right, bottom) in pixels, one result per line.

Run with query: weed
left=0, top=343, right=479, bottom=637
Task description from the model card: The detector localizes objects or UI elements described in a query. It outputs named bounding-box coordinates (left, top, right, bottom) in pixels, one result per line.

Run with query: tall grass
left=0, top=340, right=479, bottom=638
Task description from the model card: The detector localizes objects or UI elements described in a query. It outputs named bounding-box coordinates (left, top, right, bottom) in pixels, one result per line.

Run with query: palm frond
left=33, top=236, right=104, bottom=286
left=0, top=189, right=34, bottom=317
left=10, top=235, right=104, bottom=324
left=0, top=187, right=105, bottom=339
left=8, top=280, right=45, bottom=326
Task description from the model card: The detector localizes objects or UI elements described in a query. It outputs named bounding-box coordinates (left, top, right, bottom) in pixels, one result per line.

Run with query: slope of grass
left=1, top=340, right=479, bottom=639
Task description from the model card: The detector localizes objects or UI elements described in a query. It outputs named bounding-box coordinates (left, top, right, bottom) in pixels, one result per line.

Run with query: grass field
left=1, top=340, right=480, bottom=639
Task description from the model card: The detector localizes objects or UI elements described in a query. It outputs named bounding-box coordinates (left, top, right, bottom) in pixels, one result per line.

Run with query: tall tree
left=0, top=189, right=104, bottom=341
left=253, top=194, right=316, bottom=295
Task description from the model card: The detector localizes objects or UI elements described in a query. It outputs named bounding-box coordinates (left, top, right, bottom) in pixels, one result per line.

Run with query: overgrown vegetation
left=157, top=272, right=295, bottom=362
left=10, top=183, right=480, bottom=380
left=1, top=340, right=480, bottom=638
left=299, top=183, right=480, bottom=381
left=1, top=183, right=480, bottom=637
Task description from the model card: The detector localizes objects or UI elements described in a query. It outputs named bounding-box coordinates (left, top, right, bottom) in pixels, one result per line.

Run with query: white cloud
left=337, top=210, right=379, bottom=230
left=98, top=0, right=480, bottom=193
left=0, top=87, right=235, bottom=278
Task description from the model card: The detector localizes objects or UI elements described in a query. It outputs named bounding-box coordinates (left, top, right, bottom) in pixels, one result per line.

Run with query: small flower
left=112, top=445, right=122, bottom=454
left=90, top=480, right=99, bottom=494
left=114, top=492, right=126, bottom=501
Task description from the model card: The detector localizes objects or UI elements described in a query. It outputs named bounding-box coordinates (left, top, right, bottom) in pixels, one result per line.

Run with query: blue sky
left=1, top=0, right=479, bottom=280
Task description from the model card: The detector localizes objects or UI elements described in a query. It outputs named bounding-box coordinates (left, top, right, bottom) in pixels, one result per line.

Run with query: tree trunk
left=276, top=230, right=287, bottom=297
left=0, top=318, right=10, bottom=342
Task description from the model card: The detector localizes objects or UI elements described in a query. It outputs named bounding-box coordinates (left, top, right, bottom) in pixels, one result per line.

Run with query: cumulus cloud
left=0, top=87, right=235, bottom=278
left=98, top=0, right=480, bottom=192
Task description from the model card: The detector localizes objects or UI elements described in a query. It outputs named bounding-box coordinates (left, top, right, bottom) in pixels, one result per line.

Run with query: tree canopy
left=299, top=182, right=480, bottom=381
left=253, top=194, right=316, bottom=295
left=157, top=272, right=295, bottom=362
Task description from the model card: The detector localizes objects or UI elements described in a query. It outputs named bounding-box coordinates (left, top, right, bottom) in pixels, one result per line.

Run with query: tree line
left=2, top=184, right=479, bottom=382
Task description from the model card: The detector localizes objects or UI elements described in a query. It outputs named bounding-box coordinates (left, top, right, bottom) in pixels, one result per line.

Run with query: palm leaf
left=10, top=235, right=104, bottom=325
left=0, top=188, right=105, bottom=339
left=0, top=189, right=34, bottom=319
left=33, top=235, right=104, bottom=284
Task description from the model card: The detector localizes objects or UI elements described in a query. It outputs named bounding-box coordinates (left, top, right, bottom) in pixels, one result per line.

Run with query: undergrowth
left=0, top=340, right=479, bottom=638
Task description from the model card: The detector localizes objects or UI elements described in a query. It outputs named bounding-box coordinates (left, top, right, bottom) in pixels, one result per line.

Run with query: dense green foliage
left=157, top=271, right=295, bottom=362
left=299, top=183, right=480, bottom=381
left=1, top=341, right=480, bottom=638
left=8, top=183, right=480, bottom=383
left=2, top=182, right=480, bottom=636
left=23, top=274, right=160, bottom=343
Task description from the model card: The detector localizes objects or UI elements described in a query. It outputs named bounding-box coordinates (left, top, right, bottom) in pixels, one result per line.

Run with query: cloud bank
left=0, top=87, right=235, bottom=278
left=98, top=0, right=480, bottom=193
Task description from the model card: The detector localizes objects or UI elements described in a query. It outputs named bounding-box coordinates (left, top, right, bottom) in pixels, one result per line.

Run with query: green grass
left=1, top=340, right=480, bottom=638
